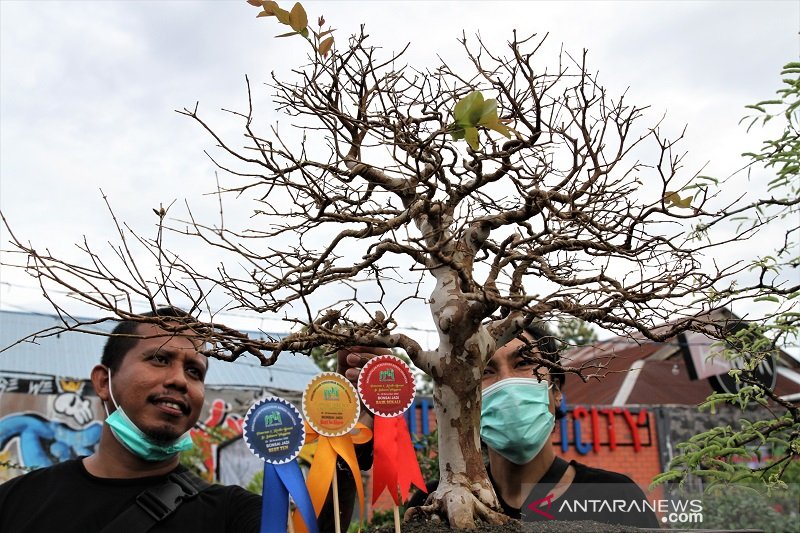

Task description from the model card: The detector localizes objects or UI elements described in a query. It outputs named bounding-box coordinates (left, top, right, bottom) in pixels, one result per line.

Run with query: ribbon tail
left=304, top=436, right=337, bottom=516
left=261, top=463, right=289, bottom=533
left=372, top=416, right=399, bottom=505
left=393, top=416, right=427, bottom=502
left=276, top=461, right=317, bottom=533
left=329, top=435, right=366, bottom=526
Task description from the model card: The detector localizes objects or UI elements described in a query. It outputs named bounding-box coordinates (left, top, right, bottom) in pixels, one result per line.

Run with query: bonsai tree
left=3, top=2, right=792, bottom=527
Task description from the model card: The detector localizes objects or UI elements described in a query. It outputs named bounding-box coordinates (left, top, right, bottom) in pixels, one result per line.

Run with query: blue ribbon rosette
left=243, top=396, right=317, bottom=533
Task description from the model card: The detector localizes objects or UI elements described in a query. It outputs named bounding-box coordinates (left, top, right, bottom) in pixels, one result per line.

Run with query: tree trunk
left=421, top=283, right=508, bottom=527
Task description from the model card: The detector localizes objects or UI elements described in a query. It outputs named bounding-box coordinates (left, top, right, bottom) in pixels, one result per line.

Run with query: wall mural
left=190, top=398, right=245, bottom=480
left=0, top=382, right=276, bottom=484
left=0, top=379, right=102, bottom=481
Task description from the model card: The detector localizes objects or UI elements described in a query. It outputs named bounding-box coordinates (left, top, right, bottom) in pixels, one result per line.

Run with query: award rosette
left=357, top=355, right=426, bottom=505
left=303, top=372, right=360, bottom=436
left=243, top=396, right=317, bottom=533
left=297, top=373, right=371, bottom=532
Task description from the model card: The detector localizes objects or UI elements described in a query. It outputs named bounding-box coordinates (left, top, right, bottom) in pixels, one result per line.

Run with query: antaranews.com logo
left=657, top=499, right=704, bottom=525
left=524, top=489, right=703, bottom=525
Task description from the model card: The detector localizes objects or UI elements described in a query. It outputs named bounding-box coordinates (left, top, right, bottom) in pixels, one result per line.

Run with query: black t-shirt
left=496, top=460, right=660, bottom=528
left=0, top=459, right=262, bottom=533
left=408, top=460, right=660, bottom=529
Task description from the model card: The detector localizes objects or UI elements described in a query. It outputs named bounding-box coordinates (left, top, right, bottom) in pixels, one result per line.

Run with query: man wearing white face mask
left=404, top=323, right=659, bottom=528
left=0, top=307, right=262, bottom=533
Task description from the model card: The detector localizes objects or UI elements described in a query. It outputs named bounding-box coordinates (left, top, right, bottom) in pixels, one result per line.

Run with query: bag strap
left=99, top=470, right=211, bottom=533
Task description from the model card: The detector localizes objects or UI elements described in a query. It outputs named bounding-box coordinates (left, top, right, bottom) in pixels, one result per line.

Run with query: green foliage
left=414, top=428, right=440, bottom=482
left=248, top=1, right=335, bottom=57
left=557, top=317, right=598, bottom=350
left=657, top=61, right=800, bottom=495
left=738, top=61, right=800, bottom=257
left=309, top=343, right=338, bottom=372
left=179, top=425, right=229, bottom=480
left=245, top=468, right=263, bottom=494
left=359, top=509, right=400, bottom=531
left=669, top=482, right=799, bottom=532
left=448, top=91, right=512, bottom=150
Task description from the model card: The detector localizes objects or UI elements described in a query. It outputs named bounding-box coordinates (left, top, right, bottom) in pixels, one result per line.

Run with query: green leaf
left=477, top=99, right=511, bottom=138
left=695, top=175, right=719, bottom=184
left=453, top=91, right=484, bottom=128
left=449, top=125, right=466, bottom=141
left=289, top=2, right=308, bottom=32
left=275, top=30, right=300, bottom=38
left=464, top=127, right=479, bottom=151
left=754, top=295, right=780, bottom=303
left=472, top=96, right=494, bottom=126
left=452, top=91, right=514, bottom=147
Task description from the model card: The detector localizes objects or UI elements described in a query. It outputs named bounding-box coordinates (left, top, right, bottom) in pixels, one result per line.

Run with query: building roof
left=0, top=310, right=320, bottom=392
left=562, top=333, right=800, bottom=406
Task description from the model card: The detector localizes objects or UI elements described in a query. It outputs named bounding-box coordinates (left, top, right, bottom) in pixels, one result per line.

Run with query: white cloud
left=1, top=0, right=797, bottom=336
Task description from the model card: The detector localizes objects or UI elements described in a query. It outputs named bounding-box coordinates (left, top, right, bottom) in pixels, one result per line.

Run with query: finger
left=346, top=352, right=368, bottom=367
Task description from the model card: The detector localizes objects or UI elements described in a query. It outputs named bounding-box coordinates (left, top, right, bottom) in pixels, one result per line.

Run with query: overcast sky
left=1, top=0, right=798, bottom=341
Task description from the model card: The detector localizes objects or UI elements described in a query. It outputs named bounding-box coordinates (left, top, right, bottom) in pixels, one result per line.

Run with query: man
left=0, top=308, right=262, bottom=532
left=473, top=323, right=659, bottom=527
left=345, top=324, right=660, bottom=528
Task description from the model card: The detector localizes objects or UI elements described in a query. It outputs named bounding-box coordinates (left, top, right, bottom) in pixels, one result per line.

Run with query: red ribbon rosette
left=357, top=355, right=426, bottom=505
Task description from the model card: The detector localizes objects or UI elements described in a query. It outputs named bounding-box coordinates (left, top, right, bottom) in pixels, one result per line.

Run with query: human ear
left=90, top=365, right=111, bottom=402
left=552, top=382, right=563, bottom=407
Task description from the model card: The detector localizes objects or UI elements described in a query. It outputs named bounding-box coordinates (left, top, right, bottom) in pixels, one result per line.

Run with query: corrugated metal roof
left=0, top=310, right=320, bottom=391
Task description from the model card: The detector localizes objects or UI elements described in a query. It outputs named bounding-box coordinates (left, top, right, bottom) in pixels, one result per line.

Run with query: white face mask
left=480, top=377, right=555, bottom=465
left=103, top=368, right=193, bottom=462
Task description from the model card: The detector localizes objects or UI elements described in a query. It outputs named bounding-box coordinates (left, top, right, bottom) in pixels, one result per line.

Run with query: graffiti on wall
left=189, top=398, right=245, bottom=480
left=0, top=379, right=102, bottom=478
left=0, top=375, right=56, bottom=395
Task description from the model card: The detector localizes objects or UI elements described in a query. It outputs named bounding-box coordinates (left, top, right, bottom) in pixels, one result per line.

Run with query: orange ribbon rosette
left=292, top=421, right=372, bottom=533
left=297, top=372, right=371, bottom=533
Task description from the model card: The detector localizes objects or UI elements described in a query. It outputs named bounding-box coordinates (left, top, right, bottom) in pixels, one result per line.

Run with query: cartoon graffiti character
left=0, top=413, right=102, bottom=469
left=53, top=393, right=94, bottom=425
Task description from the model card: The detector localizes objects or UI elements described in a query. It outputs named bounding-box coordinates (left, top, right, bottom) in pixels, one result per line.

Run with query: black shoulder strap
left=99, top=470, right=211, bottom=533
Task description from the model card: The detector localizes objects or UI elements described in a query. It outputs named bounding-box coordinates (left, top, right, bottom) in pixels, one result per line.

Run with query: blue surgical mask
left=104, top=368, right=194, bottom=462
left=480, top=377, right=555, bottom=465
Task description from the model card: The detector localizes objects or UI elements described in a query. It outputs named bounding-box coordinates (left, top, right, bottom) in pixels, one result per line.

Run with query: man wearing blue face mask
left=404, top=323, right=659, bottom=528
left=0, top=307, right=262, bottom=533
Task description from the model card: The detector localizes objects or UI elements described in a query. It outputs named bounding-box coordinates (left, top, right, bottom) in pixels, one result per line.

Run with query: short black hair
left=101, top=307, right=194, bottom=371
left=522, top=322, right=564, bottom=390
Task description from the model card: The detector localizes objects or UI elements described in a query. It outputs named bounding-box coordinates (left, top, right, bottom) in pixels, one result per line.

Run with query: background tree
left=557, top=317, right=598, bottom=350
left=655, top=62, right=800, bottom=492
left=2, top=2, right=792, bottom=528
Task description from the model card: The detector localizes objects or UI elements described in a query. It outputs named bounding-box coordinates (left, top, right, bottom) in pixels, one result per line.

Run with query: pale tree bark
left=2, top=28, right=793, bottom=528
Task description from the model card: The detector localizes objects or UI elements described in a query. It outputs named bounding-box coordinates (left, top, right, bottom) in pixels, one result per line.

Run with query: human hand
left=337, top=346, right=392, bottom=428
left=336, top=346, right=393, bottom=387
